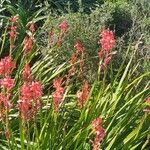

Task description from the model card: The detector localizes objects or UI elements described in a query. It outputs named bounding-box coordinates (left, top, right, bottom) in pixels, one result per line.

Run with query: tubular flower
left=22, top=63, right=32, bottom=82
left=52, top=78, right=64, bottom=112
left=0, top=77, right=14, bottom=91
left=56, top=37, right=62, bottom=47
left=77, top=81, right=89, bottom=108
left=18, top=81, right=42, bottom=120
left=18, top=99, right=30, bottom=121
left=103, top=56, right=112, bottom=68
left=91, top=117, right=106, bottom=150
left=59, top=21, right=69, bottom=37
left=99, top=29, right=116, bottom=52
left=74, top=41, right=84, bottom=53
left=31, top=81, right=42, bottom=100
left=23, top=36, right=33, bottom=55
left=20, top=83, right=32, bottom=101
left=70, top=53, right=77, bottom=65
left=0, top=56, right=15, bottom=77
left=48, top=27, right=55, bottom=47
left=29, top=23, right=35, bottom=33
left=98, top=50, right=105, bottom=58
left=9, top=16, right=18, bottom=23
left=0, top=94, right=12, bottom=111
left=9, top=16, right=18, bottom=49
left=9, top=26, right=17, bottom=39
left=53, top=78, right=64, bottom=94
left=92, top=118, right=103, bottom=132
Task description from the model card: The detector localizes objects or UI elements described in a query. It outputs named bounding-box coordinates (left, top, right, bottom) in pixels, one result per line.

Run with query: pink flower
left=22, top=64, right=32, bottom=82
left=29, top=23, right=35, bottom=33
left=23, top=36, right=33, bottom=55
left=99, top=29, right=116, bottom=52
left=56, top=37, right=62, bottom=47
left=98, top=50, right=105, bottom=58
left=70, top=53, right=77, bottom=64
left=9, top=26, right=17, bottom=39
left=52, top=91, right=63, bottom=112
left=91, top=127, right=106, bottom=150
left=101, top=56, right=112, bottom=70
left=92, top=118, right=102, bottom=131
left=48, top=27, right=55, bottom=46
left=0, top=94, right=12, bottom=110
left=52, top=78, right=64, bottom=112
left=53, top=78, right=64, bottom=94
left=0, top=56, right=15, bottom=77
left=18, top=81, right=42, bottom=120
left=77, top=81, right=89, bottom=108
left=0, top=77, right=14, bottom=91
left=18, top=99, right=30, bottom=120
left=95, top=127, right=106, bottom=143
left=20, top=83, right=32, bottom=101
left=59, top=21, right=69, bottom=37
left=74, top=41, right=84, bottom=53
left=103, top=56, right=112, bottom=66
left=91, top=117, right=106, bottom=150
left=31, top=81, right=42, bottom=100
left=9, top=16, right=18, bottom=23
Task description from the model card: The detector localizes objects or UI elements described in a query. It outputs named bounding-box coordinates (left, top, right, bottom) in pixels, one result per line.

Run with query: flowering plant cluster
left=98, top=29, right=116, bottom=69
left=9, top=16, right=18, bottom=50
left=0, top=13, right=149, bottom=150
left=52, top=78, right=64, bottom=112
left=91, top=118, right=106, bottom=150
left=18, top=64, right=42, bottom=121
left=0, top=56, right=15, bottom=138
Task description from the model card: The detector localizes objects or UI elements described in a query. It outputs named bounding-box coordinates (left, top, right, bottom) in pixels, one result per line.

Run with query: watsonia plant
left=0, top=16, right=150, bottom=150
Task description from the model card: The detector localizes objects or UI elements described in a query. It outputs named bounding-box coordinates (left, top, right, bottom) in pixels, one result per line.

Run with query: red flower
left=53, top=78, right=64, bottom=94
left=52, top=78, right=64, bottom=112
left=77, top=81, right=89, bottom=108
left=0, top=77, right=14, bottom=91
left=48, top=27, right=55, bottom=46
left=99, top=29, right=115, bottom=52
left=92, top=118, right=102, bottom=131
left=9, top=26, right=17, bottom=39
left=0, top=56, right=15, bottom=77
left=22, top=64, right=32, bottom=82
left=23, top=36, right=33, bottom=55
left=19, top=81, right=42, bottom=120
left=74, top=41, right=84, bottom=53
left=70, top=53, right=77, bottom=65
left=59, top=21, right=69, bottom=31
left=56, top=37, right=62, bottom=47
left=91, top=127, right=106, bottom=150
left=20, top=83, right=32, bottom=101
left=29, top=23, right=35, bottom=33
left=18, top=99, right=30, bottom=120
left=98, top=50, right=105, bottom=58
left=103, top=56, right=112, bottom=66
left=52, top=91, right=63, bottom=112
left=31, top=81, right=42, bottom=100
left=0, top=94, right=12, bottom=110
left=101, top=56, right=112, bottom=69
left=91, top=117, right=106, bottom=150
left=9, top=16, right=18, bottom=23
left=59, top=21, right=69, bottom=37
